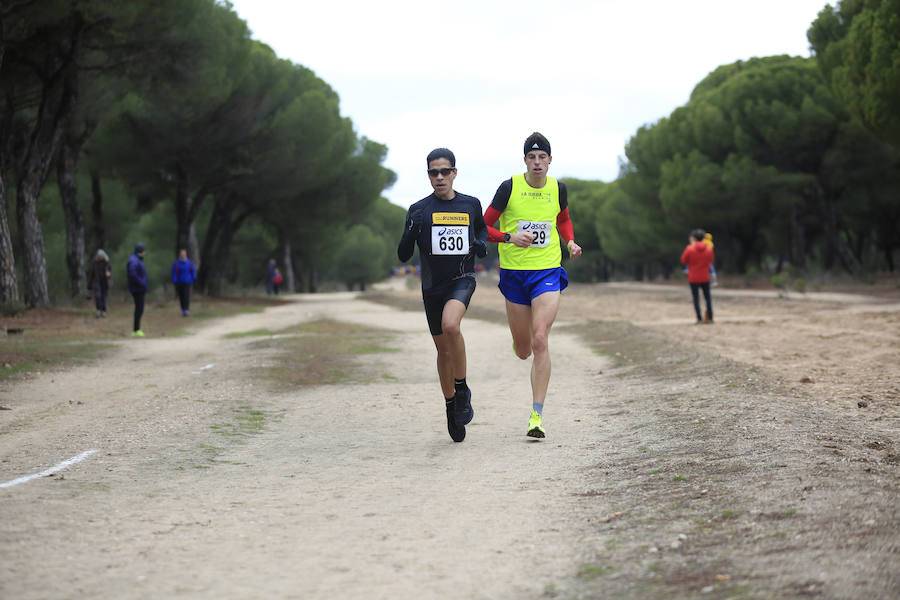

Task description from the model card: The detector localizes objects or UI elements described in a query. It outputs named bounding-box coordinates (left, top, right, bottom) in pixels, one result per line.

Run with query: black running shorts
left=422, top=277, right=476, bottom=336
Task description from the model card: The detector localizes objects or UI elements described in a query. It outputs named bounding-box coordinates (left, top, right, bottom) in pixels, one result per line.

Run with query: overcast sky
left=227, top=0, right=830, bottom=209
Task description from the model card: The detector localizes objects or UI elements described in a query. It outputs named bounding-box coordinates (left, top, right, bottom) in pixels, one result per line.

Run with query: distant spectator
left=127, top=242, right=149, bottom=337
left=266, top=259, right=277, bottom=295
left=272, top=267, right=283, bottom=294
left=681, top=229, right=714, bottom=324
left=703, top=232, right=718, bottom=287
left=87, top=249, right=111, bottom=318
left=171, top=248, right=197, bottom=317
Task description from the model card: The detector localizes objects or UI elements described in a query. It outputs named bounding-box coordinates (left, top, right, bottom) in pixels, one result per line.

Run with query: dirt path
left=0, top=292, right=612, bottom=599
left=1, top=284, right=898, bottom=599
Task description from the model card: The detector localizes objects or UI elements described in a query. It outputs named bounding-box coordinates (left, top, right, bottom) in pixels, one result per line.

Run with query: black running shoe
left=446, top=399, right=466, bottom=442
left=454, top=386, right=474, bottom=425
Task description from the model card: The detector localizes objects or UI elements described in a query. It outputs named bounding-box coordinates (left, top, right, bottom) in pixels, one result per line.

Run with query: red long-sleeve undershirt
left=483, top=206, right=574, bottom=244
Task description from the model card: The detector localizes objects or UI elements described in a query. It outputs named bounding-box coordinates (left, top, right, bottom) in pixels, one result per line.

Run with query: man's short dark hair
left=524, top=132, right=551, bottom=156
left=691, top=229, right=707, bottom=241
left=426, top=148, right=455, bottom=167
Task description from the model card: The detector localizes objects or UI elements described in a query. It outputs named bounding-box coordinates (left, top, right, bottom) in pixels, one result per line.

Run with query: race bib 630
left=432, top=226, right=469, bottom=255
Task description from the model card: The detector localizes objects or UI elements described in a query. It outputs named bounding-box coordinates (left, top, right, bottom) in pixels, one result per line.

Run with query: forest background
left=0, top=0, right=897, bottom=309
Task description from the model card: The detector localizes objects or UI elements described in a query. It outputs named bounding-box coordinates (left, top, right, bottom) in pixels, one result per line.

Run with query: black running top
left=397, top=192, right=488, bottom=293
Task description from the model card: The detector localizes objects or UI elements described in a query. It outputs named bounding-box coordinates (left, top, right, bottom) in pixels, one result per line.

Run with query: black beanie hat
left=134, top=242, right=146, bottom=253
left=524, top=132, right=551, bottom=156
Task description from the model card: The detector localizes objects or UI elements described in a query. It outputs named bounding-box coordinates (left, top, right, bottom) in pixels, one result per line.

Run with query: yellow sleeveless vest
left=498, top=174, right=561, bottom=270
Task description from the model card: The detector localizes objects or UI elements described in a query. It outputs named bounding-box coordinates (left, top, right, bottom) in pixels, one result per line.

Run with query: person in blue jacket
left=127, top=242, right=149, bottom=337
left=171, top=248, right=197, bottom=316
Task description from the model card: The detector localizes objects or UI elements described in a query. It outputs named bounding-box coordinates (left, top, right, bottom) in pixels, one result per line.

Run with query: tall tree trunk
left=13, top=12, right=82, bottom=307
left=188, top=221, right=200, bottom=270
left=282, top=240, right=295, bottom=293
left=90, top=169, right=105, bottom=252
left=16, top=179, right=51, bottom=306
left=790, top=199, right=806, bottom=268
left=0, top=172, right=17, bottom=304
left=198, top=198, right=230, bottom=295
left=822, top=193, right=861, bottom=275
left=307, top=264, right=317, bottom=293
left=175, top=165, right=192, bottom=257
left=0, top=42, right=18, bottom=304
left=633, top=264, right=644, bottom=281
left=57, top=135, right=87, bottom=299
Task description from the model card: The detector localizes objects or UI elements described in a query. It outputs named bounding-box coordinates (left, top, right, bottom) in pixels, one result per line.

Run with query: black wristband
left=503, top=232, right=511, bottom=243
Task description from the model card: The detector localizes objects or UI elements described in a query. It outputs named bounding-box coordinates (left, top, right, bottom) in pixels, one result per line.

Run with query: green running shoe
left=527, top=409, right=545, bottom=438
left=132, top=330, right=145, bottom=337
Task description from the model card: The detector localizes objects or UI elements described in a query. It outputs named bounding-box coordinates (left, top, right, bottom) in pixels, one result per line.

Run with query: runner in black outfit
left=398, top=148, right=488, bottom=442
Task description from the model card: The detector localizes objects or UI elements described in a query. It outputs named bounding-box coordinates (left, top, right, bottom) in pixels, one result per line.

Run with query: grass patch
left=0, top=341, right=114, bottom=380
left=209, top=405, right=282, bottom=440
left=577, top=564, right=615, bottom=581
left=364, top=290, right=508, bottom=325
left=224, top=328, right=274, bottom=339
left=353, top=345, right=400, bottom=354
left=0, top=295, right=286, bottom=380
left=250, top=318, right=400, bottom=389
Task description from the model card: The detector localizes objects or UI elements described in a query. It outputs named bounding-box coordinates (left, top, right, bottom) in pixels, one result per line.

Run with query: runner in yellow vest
left=483, top=132, right=582, bottom=438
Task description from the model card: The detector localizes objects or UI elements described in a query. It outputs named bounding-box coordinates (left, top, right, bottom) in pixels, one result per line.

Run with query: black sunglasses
left=427, top=167, right=456, bottom=177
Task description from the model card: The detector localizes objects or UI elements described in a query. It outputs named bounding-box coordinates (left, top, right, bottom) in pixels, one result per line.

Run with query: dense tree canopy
left=809, top=0, right=900, bottom=146
left=2, top=2, right=897, bottom=306
left=610, top=55, right=900, bottom=278
left=1, top=0, right=398, bottom=307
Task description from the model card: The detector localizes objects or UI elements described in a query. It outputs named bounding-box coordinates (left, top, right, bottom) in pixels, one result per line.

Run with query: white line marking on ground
left=0, top=449, right=98, bottom=489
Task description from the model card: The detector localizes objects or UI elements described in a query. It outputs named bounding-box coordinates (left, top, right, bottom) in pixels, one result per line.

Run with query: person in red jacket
left=681, top=229, right=714, bottom=324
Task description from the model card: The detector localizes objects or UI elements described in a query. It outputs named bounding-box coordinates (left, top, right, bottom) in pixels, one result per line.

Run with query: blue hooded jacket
left=127, top=253, right=149, bottom=293
left=171, top=258, right=196, bottom=284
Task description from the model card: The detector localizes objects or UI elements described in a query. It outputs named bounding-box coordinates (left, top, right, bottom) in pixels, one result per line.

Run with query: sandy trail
left=1, top=292, right=611, bottom=599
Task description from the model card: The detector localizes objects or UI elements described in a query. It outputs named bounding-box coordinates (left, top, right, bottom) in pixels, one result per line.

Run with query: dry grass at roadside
left=563, top=319, right=899, bottom=600
left=0, top=295, right=289, bottom=380
left=364, top=290, right=509, bottom=326
left=237, top=318, right=401, bottom=390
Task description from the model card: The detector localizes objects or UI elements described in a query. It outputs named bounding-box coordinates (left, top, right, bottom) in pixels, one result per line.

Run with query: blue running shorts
left=498, top=267, right=568, bottom=306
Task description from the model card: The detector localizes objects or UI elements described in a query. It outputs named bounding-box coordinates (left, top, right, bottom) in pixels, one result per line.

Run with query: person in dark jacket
left=681, top=229, right=715, bottom=324
left=127, top=242, right=149, bottom=336
left=171, top=249, right=197, bottom=316
left=87, top=249, right=111, bottom=318
left=265, top=259, right=276, bottom=295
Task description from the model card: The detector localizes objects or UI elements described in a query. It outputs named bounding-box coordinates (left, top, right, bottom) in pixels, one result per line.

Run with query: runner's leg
left=529, top=291, right=560, bottom=406
left=432, top=299, right=467, bottom=398
left=506, top=300, right=533, bottom=360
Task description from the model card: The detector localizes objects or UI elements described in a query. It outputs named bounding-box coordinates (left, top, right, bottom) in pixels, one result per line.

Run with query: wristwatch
left=503, top=233, right=511, bottom=243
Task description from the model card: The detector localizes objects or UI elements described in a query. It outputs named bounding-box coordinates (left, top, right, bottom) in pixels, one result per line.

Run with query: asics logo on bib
left=518, top=221, right=552, bottom=247
left=438, top=227, right=466, bottom=236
